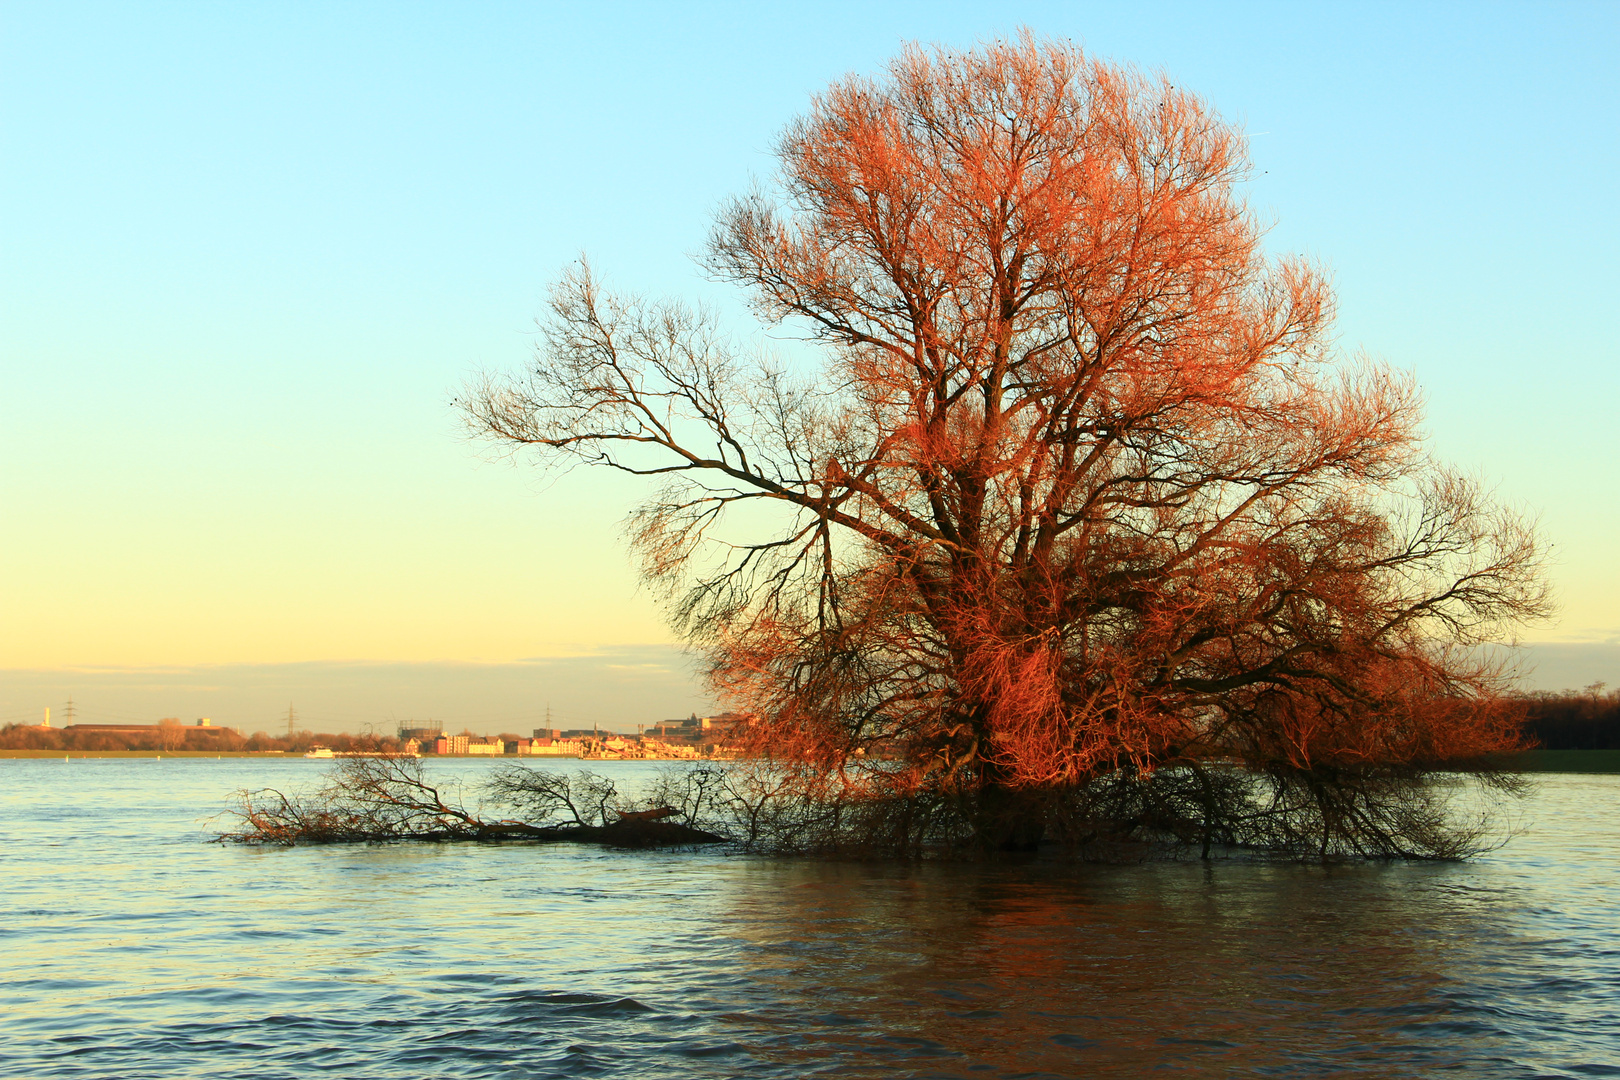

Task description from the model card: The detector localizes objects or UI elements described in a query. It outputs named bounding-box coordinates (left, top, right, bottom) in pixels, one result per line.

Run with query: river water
left=0, top=758, right=1615, bottom=1079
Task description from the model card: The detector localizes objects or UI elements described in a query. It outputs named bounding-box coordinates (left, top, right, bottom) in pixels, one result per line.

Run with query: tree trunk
left=972, top=761, right=1048, bottom=853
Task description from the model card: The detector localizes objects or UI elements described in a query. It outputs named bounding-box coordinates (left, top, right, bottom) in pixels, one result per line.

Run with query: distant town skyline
left=4, top=3, right=1617, bottom=726
left=0, top=648, right=712, bottom=736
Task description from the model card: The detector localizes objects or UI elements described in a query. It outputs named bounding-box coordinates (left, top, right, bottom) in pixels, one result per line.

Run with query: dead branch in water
left=216, top=757, right=726, bottom=847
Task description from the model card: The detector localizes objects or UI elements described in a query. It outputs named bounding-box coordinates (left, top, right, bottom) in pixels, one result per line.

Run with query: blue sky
left=3, top=2, right=1616, bottom=732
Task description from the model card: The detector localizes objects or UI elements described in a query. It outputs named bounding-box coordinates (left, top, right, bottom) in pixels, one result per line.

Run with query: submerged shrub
left=219, top=756, right=1522, bottom=861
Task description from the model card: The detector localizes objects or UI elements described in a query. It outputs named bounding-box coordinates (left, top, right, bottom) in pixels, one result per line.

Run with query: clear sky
left=3, top=2, right=1617, bottom=732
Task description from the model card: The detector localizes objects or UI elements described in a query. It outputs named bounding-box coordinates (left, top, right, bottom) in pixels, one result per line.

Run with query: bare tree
left=158, top=718, right=187, bottom=753
left=464, top=34, right=1548, bottom=856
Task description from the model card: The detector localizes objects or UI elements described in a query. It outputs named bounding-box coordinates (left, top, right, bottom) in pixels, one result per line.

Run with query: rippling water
left=1, top=758, right=1616, bottom=1078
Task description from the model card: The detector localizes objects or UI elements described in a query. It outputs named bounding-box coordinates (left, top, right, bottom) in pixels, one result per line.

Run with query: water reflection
left=704, top=860, right=1492, bottom=1075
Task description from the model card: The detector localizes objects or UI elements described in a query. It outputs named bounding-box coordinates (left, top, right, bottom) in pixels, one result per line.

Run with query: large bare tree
left=465, top=35, right=1548, bottom=855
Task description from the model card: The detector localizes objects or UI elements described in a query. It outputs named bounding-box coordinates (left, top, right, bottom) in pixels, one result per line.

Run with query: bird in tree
left=465, top=34, right=1548, bottom=857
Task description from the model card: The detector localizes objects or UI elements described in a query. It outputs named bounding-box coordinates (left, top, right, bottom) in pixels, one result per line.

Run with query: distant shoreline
left=0, top=749, right=592, bottom=760
left=0, top=749, right=288, bottom=758
left=2, top=748, right=1617, bottom=772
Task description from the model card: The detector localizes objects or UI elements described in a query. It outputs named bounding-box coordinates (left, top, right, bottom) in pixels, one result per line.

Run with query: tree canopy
left=465, top=35, right=1548, bottom=856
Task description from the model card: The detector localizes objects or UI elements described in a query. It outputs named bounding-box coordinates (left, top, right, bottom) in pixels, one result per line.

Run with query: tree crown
left=466, top=34, right=1547, bottom=804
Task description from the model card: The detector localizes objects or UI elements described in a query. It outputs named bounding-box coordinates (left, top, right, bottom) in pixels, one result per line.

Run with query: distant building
left=704, top=712, right=753, bottom=731
left=649, top=713, right=750, bottom=745
left=399, top=726, right=444, bottom=742
left=424, top=734, right=462, bottom=754
left=423, top=734, right=471, bottom=755
left=517, top=737, right=583, bottom=756
left=62, top=722, right=234, bottom=736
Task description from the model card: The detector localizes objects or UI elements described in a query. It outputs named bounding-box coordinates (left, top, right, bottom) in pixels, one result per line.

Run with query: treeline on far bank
left=0, top=724, right=403, bottom=755
left=1522, top=686, right=1620, bottom=750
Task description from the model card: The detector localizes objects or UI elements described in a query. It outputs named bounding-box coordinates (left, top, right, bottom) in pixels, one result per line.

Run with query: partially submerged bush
left=1046, top=763, right=1527, bottom=860
left=218, top=757, right=725, bottom=847
left=218, top=755, right=1524, bottom=861
left=686, top=759, right=1523, bottom=861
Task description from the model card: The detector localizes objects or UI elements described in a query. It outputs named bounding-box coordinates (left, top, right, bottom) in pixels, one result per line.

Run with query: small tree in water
left=464, top=35, right=1548, bottom=858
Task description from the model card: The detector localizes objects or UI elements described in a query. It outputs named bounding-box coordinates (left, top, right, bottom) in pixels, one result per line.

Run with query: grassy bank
left=1500, top=749, right=1620, bottom=774
left=0, top=750, right=294, bottom=759
left=0, top=749, right=600, bottom=760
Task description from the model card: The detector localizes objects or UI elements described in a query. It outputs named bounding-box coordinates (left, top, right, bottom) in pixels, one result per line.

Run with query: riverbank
left=7, top=748, right=1619, bottom=771
left=1498, top=748, right=1620, bottom=772
left=0, top=749, right=731, bottom=761
left=0, top=749, right=295, bottom=759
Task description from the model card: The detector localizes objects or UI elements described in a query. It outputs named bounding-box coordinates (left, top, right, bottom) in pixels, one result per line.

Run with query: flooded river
left=1, top=758, right=1615, bottom=1078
